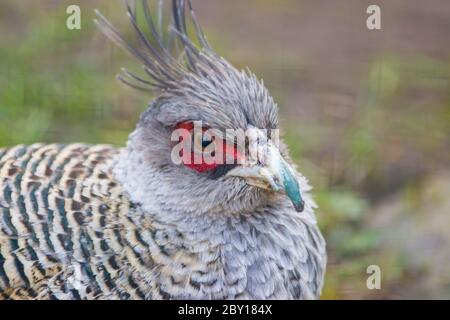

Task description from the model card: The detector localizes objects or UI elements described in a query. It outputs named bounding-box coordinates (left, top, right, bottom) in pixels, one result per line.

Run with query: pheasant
left=0, top=0, right=326, bottom=299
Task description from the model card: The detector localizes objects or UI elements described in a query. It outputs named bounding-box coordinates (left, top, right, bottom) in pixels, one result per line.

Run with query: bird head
left=96, top=0, right=306, bottom=213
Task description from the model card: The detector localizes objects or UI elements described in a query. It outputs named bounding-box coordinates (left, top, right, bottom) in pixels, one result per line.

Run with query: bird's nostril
left=273, top=176, right=280, bottom=185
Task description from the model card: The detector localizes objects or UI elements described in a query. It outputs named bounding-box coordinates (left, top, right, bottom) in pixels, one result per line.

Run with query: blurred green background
left=1, top=0, right=449, bottom=299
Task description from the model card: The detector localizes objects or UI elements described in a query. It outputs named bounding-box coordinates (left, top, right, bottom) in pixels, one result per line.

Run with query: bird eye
left=201, top=137, right=212, bottom=148
left=193, top=131, right=214, bottom=153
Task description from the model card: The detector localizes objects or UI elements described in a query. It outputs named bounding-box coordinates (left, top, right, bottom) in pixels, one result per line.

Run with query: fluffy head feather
left=95, top=0, right=278, bottom=131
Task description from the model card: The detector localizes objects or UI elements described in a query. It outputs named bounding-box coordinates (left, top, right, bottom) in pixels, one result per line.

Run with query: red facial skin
left=175, top=122, right=242, bottom=172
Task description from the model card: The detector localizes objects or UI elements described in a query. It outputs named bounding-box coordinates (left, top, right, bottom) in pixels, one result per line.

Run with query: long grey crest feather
left=94, top=0, right=216, bottom=93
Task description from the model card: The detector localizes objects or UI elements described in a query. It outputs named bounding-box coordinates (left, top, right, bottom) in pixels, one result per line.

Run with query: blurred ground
left=0, top=0, right=449, bottom=299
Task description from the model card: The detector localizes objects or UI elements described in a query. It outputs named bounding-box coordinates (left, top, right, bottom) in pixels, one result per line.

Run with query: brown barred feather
left=0, top=144, right=154, bottom=299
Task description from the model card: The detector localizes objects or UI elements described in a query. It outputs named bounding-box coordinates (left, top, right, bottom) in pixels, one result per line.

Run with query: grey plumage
left=0, top=0, right=326, bottom=299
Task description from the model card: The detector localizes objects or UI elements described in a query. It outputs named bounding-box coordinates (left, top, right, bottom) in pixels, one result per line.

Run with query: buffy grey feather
left=0, top=0, right=326, bottom=299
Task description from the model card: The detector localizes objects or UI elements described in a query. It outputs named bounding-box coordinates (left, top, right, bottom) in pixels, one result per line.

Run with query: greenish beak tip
left=281, top=160, right=305, bottom=212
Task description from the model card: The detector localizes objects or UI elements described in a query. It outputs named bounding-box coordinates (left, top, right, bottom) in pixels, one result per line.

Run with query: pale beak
left=226, top=142, right=305, bottom=212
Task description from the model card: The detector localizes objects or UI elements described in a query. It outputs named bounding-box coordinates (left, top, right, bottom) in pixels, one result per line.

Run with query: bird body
left=0, top=144, right=127, bottom=299
left=0, top=0, right=326, bottom=299
left=0, top=143, right=325, bottom=299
